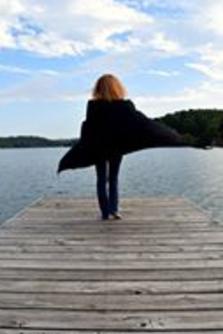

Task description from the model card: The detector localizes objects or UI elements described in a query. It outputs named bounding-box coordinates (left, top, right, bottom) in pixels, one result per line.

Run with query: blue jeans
left=95, top=155, right=122, bottom=218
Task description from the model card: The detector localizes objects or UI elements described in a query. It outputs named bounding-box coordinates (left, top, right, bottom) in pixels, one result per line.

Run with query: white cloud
left=122, top=0, right=194, bottom=11
left=17, top=33, right=85, bottom=57
left=0, top=0, right=187, bottom=58
left=0, top=0, right=25, bottom=47
left=0, top=0, right=156, bottom=57
left=1, top=0, right=222, bottom=61
left=149, top=32, right=182, bottom=55
left=0, top=64, right=31, bottom=74
left=134, top=81, right=223, bottom=117
left=0, top=74, right=88, bottom=103
left=187, top=62, right=223, bottom=81
left=0, top=64, right=61, bottom=76
left=202, top=0, right=223, bottom=35
left=0, top=21, right=15, bottom=47
left=186, top=44, right=223, bottom=81
left=147, top=69, right=180, bottom=77
left=199, top=44, right=223, bottom=65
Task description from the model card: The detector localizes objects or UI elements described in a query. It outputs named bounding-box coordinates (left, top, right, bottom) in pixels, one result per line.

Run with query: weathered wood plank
left=2, top=222, right=216, bottom=231
left=4, top=220, right=212, bottom=229
left=18, top=212, right=209, bottom=222
left=1, top=331, right=223, bottom=334
left=2, top=231, right=223, bottom=241
left=0, top=250, right=223, bottom=260
left=1, top=310, right=223, bottom=330
left=0, top=244, right=223, bottom=253
left=0, top=280, right=223, bottom=294
left=1, top=258, right=223, bottom=269
left=0, top=292, right=223, bottom=310
left=20, top=208, right=206, bottom=214
left=0, top=268, right=222, bottom=281
left=1, top=238, right=223, bottom=246
left=30, top=196, right=194, bottom=207
left=1, top=331, right=222, bottom=334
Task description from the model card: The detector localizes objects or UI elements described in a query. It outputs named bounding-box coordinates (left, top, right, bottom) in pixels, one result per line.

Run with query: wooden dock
left=0, top=196, right=223, bottom=332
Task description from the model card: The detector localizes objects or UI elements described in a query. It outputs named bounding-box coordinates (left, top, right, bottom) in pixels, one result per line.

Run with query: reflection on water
left=0, top=147, right=222, bottom=224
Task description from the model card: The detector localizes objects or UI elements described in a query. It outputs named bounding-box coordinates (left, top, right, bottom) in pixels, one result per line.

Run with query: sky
left=1, top=0, right=223, bottom=139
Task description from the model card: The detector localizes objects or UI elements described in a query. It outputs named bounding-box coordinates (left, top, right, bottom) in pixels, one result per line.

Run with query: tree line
left=0, top=136, right=74, bottom=148
left=156, top=109, right=223, bottom=147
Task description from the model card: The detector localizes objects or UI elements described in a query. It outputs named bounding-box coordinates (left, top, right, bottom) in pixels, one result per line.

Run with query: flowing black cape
left=57, top=99, right=187, bottom=174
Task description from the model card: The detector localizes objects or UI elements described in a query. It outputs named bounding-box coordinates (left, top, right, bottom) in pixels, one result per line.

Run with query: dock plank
left=1, top=309, right=223, bottom=330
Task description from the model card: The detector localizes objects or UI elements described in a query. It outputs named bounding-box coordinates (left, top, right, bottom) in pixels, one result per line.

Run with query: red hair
left=92, top=74, right=127, bottom=101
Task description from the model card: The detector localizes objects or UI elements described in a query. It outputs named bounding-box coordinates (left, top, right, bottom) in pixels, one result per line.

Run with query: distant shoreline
left=0, top=136, right=222, bottom=149
left=0, top=136, right=76, bottom=149
left=0, top=145, right=72, bottom=149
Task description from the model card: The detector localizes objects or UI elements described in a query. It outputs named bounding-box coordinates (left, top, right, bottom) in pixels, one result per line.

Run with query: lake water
left=0, top=147, right=223, bottom=225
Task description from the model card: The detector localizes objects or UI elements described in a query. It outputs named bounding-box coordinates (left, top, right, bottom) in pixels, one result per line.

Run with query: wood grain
left=0, top=196, right=222, bottom=331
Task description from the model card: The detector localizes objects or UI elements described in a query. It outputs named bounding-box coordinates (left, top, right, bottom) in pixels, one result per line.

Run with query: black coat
left=57, top=99, right=186, bottom=173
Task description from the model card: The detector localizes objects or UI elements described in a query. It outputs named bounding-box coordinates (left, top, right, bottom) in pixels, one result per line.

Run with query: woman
left=57, top=74, right=191, bottom=220
left=88, top=74, right=127, bottom=220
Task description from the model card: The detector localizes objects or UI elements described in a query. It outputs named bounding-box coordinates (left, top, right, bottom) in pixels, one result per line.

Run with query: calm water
left=0, top=147, right=223, bottom=225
